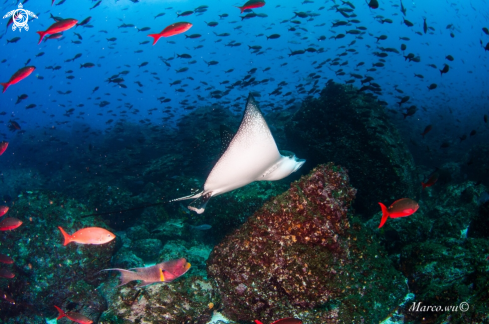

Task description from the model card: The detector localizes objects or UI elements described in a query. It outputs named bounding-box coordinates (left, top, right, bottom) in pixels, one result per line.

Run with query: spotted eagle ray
left=172, top=93, right=305, bottom=214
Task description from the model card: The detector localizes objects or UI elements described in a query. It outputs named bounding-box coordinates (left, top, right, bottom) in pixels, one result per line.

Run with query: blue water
left=1, top=0, right=488, bottom=135
left=1, top=0, right=489, bottom=322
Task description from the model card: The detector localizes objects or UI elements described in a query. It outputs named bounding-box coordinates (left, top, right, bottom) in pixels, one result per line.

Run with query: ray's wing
left=204, top=93, right=281, bottom=196
left=2, top=10, right=15, bottom=19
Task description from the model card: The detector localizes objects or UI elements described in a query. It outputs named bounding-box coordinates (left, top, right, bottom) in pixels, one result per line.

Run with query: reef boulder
left=207, top=163, right=407, bottom=323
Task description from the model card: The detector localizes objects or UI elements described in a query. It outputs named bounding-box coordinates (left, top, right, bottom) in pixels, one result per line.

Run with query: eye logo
left=3, top=3, right=37, bottom=32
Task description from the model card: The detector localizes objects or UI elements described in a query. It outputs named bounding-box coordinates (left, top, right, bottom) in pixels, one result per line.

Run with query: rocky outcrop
left=207, top=163, right=407, bottom=323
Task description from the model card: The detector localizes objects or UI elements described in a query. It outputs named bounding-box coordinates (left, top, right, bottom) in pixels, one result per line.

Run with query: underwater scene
left=1, top=0, right=489, bottom=323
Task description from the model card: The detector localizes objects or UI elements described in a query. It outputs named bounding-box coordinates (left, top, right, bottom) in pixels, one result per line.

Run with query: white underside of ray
left=203, top=96, right=281, bottom=196
left=171, top=94, right=305, bottom=213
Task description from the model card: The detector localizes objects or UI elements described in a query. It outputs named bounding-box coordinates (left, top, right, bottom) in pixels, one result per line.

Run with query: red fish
left=378, top=198, right=418, bottom=228
left=0, top=254, right=14, bottom=264
left=0, top=206, right=8, bottom=217
left=103, top=258, right=191, bottom=287
left=0, top=141, right=8, bottom=156
left=37, top=19, right=78, bottom=44
left=236, top=0, right=266, bottom=13
left=255, top=319, right=302, bottom=324
left=148, top=22, right=192, bottom=45
left=0, top=269, right=15, bottom=279
left=0, top=218, right=22, bottom=231
left=58, top=226, right=115, bottom=246
left=54, top=305, right=93, bottom=324
left=421, top=168, right=439, bottom=190
left=1, top=66, right=36, bottom=93
left=420, top=125, right=432, bottom=138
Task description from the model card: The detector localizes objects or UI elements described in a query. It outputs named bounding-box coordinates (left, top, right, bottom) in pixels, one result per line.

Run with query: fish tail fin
left=103, top=268, right=140, bottom=287
left=0, top=82, right=8, bottom=93
left=148, top=33, right=162, bottom=45
left=254, top=321, right=264, bottom=324
left=58, top=226, right=71, bottom=246
left=421, top=182, right=427, bottom=190
left=36, top=31, right=47, bottom=44
left=402, top=113, right=408, bottom=119
left=234, top=6, right=245, bottom=13
left=378, top=202, right=389, bottom=228
left=54, top=305, right=66, bottom=320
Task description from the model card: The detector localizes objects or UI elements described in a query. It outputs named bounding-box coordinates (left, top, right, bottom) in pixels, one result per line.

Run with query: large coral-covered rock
left=207, top=163, right=407, bottom=323
left=285, top=81, right=418, bottom=218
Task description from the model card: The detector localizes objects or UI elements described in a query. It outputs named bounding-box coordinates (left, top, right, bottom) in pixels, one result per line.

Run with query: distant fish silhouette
left=172, top=93, right=305, bottom=214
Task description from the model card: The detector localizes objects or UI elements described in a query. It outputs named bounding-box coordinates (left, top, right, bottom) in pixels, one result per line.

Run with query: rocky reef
left=0, top=190, right=114, bottom=323
left=207, top=163, right=407, bottom=323
left=285, top=81, right=418, bottom=218
left=99, top=275, right=219, bottom=324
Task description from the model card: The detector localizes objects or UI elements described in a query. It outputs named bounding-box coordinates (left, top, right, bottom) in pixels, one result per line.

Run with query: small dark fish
left=367, top=0, right=379, bottom=9
left=420, top=125, right=432, bottom=138
left=423, top=18, right=428, bottom=34
left=80, top=63, right=95, bottom=68
left=470, top=130, right=477, bottom=136
left=427, top=83, right=437, bottom=90
left=25, top=104, right=36, bottom=109
left=445, top=55, right=454, bottom=61
left=155, top=13, right=165, bottom=19
left=138, top=27, right=151, bottom=32
left=6, top=37, right=20, bottom=44
left=266, top=34, right=280, bottom=40
left=76, top=16, right=91, bottom=28
left=484, top=114, right=488, bottom=123
left=403, top=106, right=417, bottom=119
left=397, top=96, right=410, bottom=106
left=177, top=10, right=193, bottom=17
left=403, top=18, right=414, bottom=27
left=90, top=0, right=101, bottom=10
left=482, top=27, right=489, bottom=35
left=440, top=64, right=449, bottom=76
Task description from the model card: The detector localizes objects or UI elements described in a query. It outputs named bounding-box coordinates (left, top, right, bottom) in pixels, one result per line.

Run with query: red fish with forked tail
left=54, top=306, right=93, bottom=324
left=0, top=141, right=8, bottom=156
left=37, top=19, right=78, bottom=44
left=421, top=168, right=440, bottom=190
left=236, top=0, right=266, bottom=13
left=58, top=226, right=115, bottom=245
left=1, top=66, right=35, bottom=93
left=0, top=218, right=22, bottom=231
left=378, top=198, right=418, bottom=228
left=255, top=319, right=302, bottom=324
left=148, top=22, right=192, bottom=45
